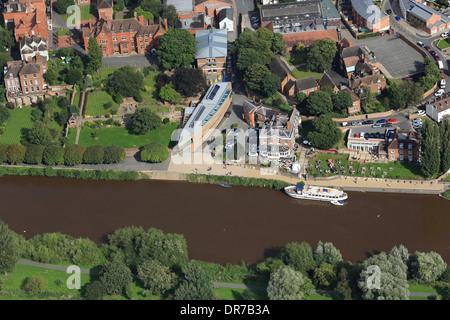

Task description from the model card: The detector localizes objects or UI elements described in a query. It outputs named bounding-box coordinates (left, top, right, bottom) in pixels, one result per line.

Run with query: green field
left=141, top=105, right=170, bottom=114
left=437, top=38, right=450, bottom=50
left=84, top=90, right=118, bottom=117
left=141, top=71, right=159, bottom=103
left=60, top=5, right=96, bottom=22
left=291, top=66, right=323, bottom=80
left=91, top=67, right=121, bottom=85
left=285, top=53, right=306, bottom=66
left=0, top=108, right=33, bottom=144
left=67, top=123, right=178, bottom=148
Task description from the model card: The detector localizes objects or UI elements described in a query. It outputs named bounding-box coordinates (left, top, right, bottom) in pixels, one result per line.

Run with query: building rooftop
left=167, top=0, right=194, bottom=13
left=218, top=7, right=233, bottom=21
left=195, top=28, right=228, bottom=59
left=352, top=0, right=388, bottom=22
left=269, top=55, right=294, bottom=80
left=295, top=76, right=318, bottom=91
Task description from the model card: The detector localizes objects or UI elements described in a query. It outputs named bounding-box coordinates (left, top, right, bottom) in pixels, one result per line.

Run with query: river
left=1, top=176, right=450, bottom=265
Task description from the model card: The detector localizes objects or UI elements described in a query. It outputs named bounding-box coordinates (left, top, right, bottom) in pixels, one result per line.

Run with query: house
left=340, top=46, right=365, bottom=78
left=195, top=29, right=228, bottom=79
left=426, top=95, right=450, bottom=122
left=217, top=7, right=233, bottom=32
left=82, top=16, right=168, bottom=56
left=318, top=71, right=349, bottom=93
left=243, top=100, right=300, bottom=160
left=4, top=55, right=48, bottom=106
left=7, top=9, right=49, bottom=42
left=351, top=0, right=390, bottom=32
left=3, top=0, right=46, bottom=28
left=295, top=76, right=319, bottom=98
left=400, top=0, right=450, bottom=35
left=260, top=0, right=340, bottom=51
left=347, top=127, right=386, bottom=152
left=268, top=56, right=296, bottom=98
left=19, top=36, right=49, bottom=62
left=343, top=88, right=361, bottom=114
left=384, top=129, right=420, bottom=162
left=350, top=73, right=387, bottom=95
left=97, top=0, right=113, bottom=21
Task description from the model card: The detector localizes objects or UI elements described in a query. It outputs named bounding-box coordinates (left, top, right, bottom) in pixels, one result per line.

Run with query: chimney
left=163, top=18, right=168, bottom=30
left=139, top=15, right=145, bottom=25
left=134, top=11, right=137, bottom=19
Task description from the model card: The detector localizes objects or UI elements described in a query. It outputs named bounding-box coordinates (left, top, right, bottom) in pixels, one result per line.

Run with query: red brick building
left=82, top=17, right=168, bottom=56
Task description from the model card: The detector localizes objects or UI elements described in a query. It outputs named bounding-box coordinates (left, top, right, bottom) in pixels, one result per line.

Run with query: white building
left=426, top=96, right=450, bottom=122
left=217, top=7, right=233, bottom=32
left=19, top=36, right=49, bottom=62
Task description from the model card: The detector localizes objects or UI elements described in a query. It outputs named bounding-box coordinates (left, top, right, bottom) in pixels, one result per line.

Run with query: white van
left=438, top=60, right=444, bottom=69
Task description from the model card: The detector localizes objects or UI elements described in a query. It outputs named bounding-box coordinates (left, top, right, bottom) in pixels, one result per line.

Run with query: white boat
left=284, top=185, right=348, bottom=204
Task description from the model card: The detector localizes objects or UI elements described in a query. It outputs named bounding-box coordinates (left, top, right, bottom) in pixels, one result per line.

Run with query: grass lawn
left=141, top=105, right=170, bottom=114
left=0, top=108, right=33, bottom=144
left=68, top=123, right=178, bottom=148
left=60, top=4, right=96, bottom=22
left=437, top=38, right=450, bottom=50
left=92, top=67, right=121, bottom=84
left=285, top=53, right=306, bottom=66
left=214, top=287, right=268, bottom=300
left=291, top=66, right=323, bottom=81
left=141, top=71, right=160, bottom=103
left=56, top=28, right=71, bottom=37
left=307, top=153, right=424, bottom=179
left=264, top=92, right=291, bottom=112
left=84, top=90, right=118, bottom=117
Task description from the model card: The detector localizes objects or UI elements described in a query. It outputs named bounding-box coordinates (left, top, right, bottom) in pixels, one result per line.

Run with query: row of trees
left=296, top=86, right=354, bottom=117
left=420, top=119, right=450, bottom=178
left=0, top=142, right=126, bottom=166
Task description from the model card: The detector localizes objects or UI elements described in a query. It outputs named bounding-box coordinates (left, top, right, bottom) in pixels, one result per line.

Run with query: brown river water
left=1, top=176, right=450, bottom=265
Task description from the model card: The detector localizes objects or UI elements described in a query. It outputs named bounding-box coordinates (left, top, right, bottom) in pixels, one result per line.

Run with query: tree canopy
left=307, top=115, right=342, bottom=149
left=130, top=108, right=161, bottom=135
left=281, top=241, right=316, bottom=273
left=141, top=142, right=169, bottom=163
left=0, top=220, right=19, bottom=274
left=171, top=67, right=208, bottom=97
left=108, top=66, right=144, bottom=98
left=174, top=261, right=214, bottom=300
left=158, top=29, right=197, bottom=70
left=306, top=38, right=338, bottom=73
left=86, top=37, right=103, bottom=73
left=267, top=266, right=312, bottom=300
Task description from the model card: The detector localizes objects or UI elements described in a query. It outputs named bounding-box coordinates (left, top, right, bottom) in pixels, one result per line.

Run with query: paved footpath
left=17, top=260, right=441, bottom=297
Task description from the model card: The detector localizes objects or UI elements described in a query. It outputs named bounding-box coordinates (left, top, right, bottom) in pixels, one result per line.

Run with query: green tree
left=0, top=220, right=19, bottom=274
left=410, top=251, right=447, bottom=283
left=420, top=119, right=441, bottom=178
left=314, top=241, right=343, bottom=266
left=139, top=0, right=163, bottom=18
left=387, top=81, right=407, bottom=110
left=137, top=259, right=177, bottom=295
left=163, top=4, right=178, bottom=28
left=24, top=276, right=47, bottom=295
left=307, top=89, right=333, bottom=116
left=55, top=0, right=74, bottom=14
left=158, top=28, right=197, bottom=70
left=174, top=261, right=214, bottom=300
left=295, top=91, right=307, bottom=110
left=439, top=120, right=450, bottom=173
left=103, top=145, right=126, bottom=164
left=83, top=145, right=105, bottom=164
left=267, top=265, right=312, bottom=300
left=26, top=121, right=53, bottom=146
left=44, top=69, right=58, bottom=86
left=236, top=48, right=265, bottom=72
left=261, top=73, right=281, bottom=97
left=159, top=83, right=182, bottom=104
left=65, top=68, right=83, bottom=85
left=43, top=143, right=64, bottom=166
left=0, top=144, right=9, bottom=163
left=271, top=33, right=286, bottom=53
left=306, top=38, right=338, bottom=72
left=0, top=105, right=10, bottom=125
left=401, top=81, right=424, bottom=108
left=243, top=63, right=271, bottom=94
left=100, top=259, right=133, bottom=296
left=171, top=67, right=208, bottom=97
left=130, top=108, right=161, bottom=135
left=333, top=90, right=353, bottom=114
left=281, top=241, right=316, bottom=273
left=295, top=42, right=305, bottom=53
left=108, top=66, right=144, bottom=98
left=389, top=245, right=410, bottom=268
left=358, top=252, right=409, bottom=300
left=64, top=145, right=86, bottom=166
left=24, top=144, right=45, bottom=164
left=256, top=257, right=285, bottom=278
left=83, top=280, right=106, bottom=300
left=6, top=144, right=26, bottom=164
left=336, top=267, right=352, bottom=300
left=86, top=37, right=103, bottom=73
left=0, top=27, right=15, bottom=51
left=308, top=115, right=342, bottom=149
left=141, top=142, right=169, bottom=163
left=313, top=263, right=337, bottom=289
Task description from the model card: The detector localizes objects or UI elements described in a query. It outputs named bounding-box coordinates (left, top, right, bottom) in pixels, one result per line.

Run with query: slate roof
left=295, top=76, right=317, bottom=91
left=218, top=7, right=233, bottom=21
left=269, top=56, right=294, bottom=80
left=97, top=0, right=113, bottom=9
left=341, top=45, right=363, bottom=59
left=351, top=0, right=388, bottom=22
left=195, top=29, right=228, bottom=59
left=167, top=0, right=194, bottom=13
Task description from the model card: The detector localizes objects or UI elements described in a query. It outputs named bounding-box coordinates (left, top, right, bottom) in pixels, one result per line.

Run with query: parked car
left=418, top=41, right=424, bottom=47
left=395, top=16, right=401, bottom=21
left=354, top=132, right=360, bottom=138
left=382, top=123, right=393, bottom=127
left=442, top=32, right=449, bottom=37
left=376, top=119, right=387, bottom=124
left=303, top=140, right=312, bottom=146
left=351, top=121, right=362, bottom=126
left=431, top=50, right=436, bottom=55
left=387, top=9, right=392, bottom=15
left=224, top=111, right=231, bottom=118
left=364, top=133, right=369, bottom=139
left=386, top=118, right=397, bottom=123
left=435, top=88, right=445, bottom=97
left=425, top=45, right=431, bottom=51
left=363, top=120, right=374, bottom=125
left=416, top=110, right=426, bottom=116
left=441, top=79, right=446, bottom=89
left=372, top=123, right=382, bottom=128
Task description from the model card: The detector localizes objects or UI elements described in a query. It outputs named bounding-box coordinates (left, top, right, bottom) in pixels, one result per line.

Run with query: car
left=435, top=89, right=445, bottom=97
left=382, top=123, right=393, bottom=127
left=417, top=110, right=426, bottom=116
left=351, top=121, right=362, bottom=126
left=377, top=119, right=387, bottom=124
left=425, top=45, right=431, bottom=51
left=413, top=118, right=423, bottom=124
left=395, top=15, right=401, bottom=21
left=354, top=132, right=360, bottom=138
left=364, top=133, right=369, bottom=139
left=369, top=133, right=375, bottom=138
left=441, top=79, right=446, bottom=89
left=387, top=9, right=392, bottom=15
left=224, top=111, right=231, bottom=118
left=387, top=118, right=397, bottom=123
left=372, top=123, right=382, bottom=128
left=418, top=41, right=424, bottom=47
left=363, top=120, right=374, bottom=125
left=374, top=132, right=380, bottom=139
left=303, top=140, right=312, bottom=146
left=442, top=32, right=449, bottom=37
left=431, top=50, right=436, bottom=55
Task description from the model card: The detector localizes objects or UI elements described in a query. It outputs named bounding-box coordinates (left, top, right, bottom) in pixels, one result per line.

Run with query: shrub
left=24, top=144, right=45, bottom=164
left=114, top=93, right=123, bottom=104
left=24, top=276, right=47, bottom=295
left=103, top=145, right=126, bottom=164
left=141, top=142, right=169, bottom=163
left=43, top=143, right=64, bottom=166
left=83, top=145, right=105, bottom=164
left=64, top=145, right=86, bottom=166
left=6, top=144, right=26, bottom=164
left=0, top=143, right=9, bottom=163
left=83, top=280, right=106, bottom=300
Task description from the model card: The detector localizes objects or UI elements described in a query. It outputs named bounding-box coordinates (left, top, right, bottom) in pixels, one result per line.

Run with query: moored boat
left=219, top=184, right=232, bottom=188
left=284, top=184, right=348, bottom=204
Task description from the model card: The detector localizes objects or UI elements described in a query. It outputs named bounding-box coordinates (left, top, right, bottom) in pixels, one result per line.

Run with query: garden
left=306, top=153, right=424, bottom=179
